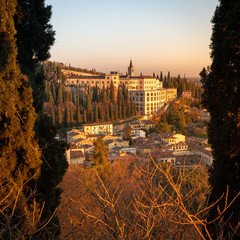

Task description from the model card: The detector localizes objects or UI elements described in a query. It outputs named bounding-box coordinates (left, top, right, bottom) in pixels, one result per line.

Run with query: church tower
left=128, top=59, right=134, bottom=77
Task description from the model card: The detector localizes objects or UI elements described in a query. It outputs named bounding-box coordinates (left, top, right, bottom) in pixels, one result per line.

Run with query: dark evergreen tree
left=160, top=71, right=163, bottom=82
left=0, top=1, right=42, bottom=237
left=15, top=0, right=55, bottom=73
left=110, top=81, right=115, bottom=102
left=94, top=103, right=99, bottom=123
left=83, top=110, right=87, bottom=123
left=58, top=105, right=63, bottom=124
left=102, top=86, right=106, bottom=102
left=105, top=108, right=110, bottom=122
left=114, top=101, right=118, bottom=121
left=200, top=1, right=240, bottom=238
left=109, top=103, right=114, bottom=121
left=65, top=106, right=70, bottom=128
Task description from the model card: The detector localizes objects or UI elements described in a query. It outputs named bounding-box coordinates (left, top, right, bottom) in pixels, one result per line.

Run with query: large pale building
left=83, top=122, right=113, bottom=135
left=65, top=60, right=177, bottom=115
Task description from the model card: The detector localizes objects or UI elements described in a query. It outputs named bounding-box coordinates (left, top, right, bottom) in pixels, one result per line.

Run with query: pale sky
left=46, top=0, right=219, bottom=78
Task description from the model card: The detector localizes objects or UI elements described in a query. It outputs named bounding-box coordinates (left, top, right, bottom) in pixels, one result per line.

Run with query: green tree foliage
left=110, top=81, right=115, bottom=103
left=34, top=115, right=68, bottom=239
left=123, top=126, right=133, bottom=145
left=200, top=1, right=240, bottom=238
left=89, top=137, right=110, bottom=176
left=0, top=0, right=42, bottom=236
left=15, top=0, right=55, bottom=72
left=155, top=122, right=171, bottom=133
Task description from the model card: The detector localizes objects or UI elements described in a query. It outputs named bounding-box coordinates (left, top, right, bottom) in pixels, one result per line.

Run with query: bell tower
left=128, top=59, right=134, bottom=77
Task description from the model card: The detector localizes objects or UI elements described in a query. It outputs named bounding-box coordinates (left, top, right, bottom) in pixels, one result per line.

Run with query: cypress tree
left=102, top=86, right=106, bottom=102
left=51, top=107, right=55, bottom=125
left=160, top=71, right=163, bottom=82
left=0, top=0, right=42, bottom=236
left=83, top=110, right=87, bottom=123
left=122, top=99, right=126, bottom=119
left=200, top=1, right=240, bottom=238
left=95, top=103, right=99, bottom=123
left=105, top=108, right=110, bottom=122
left=101, top=108, right=105, bottom=123
left=70, top=105, right=74, bottom=126
left=57, top=84, right=63, bottom=104
left=127, top=100, right=131, bottom=118
left=58, top=105, right=63, bottom=124
left=114, top=101, right=118, bottom=121
left=65, top=106, right=70, bottom=128
left=110, top=81, right=115, bottom=102
left=109, top=103, right=114, bottom=121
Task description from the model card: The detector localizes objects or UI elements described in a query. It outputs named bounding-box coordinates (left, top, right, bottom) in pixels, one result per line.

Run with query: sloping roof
left=68, top=132, right=82, bottom=138
left=83, top=122, right=113, bottom=127
left=70, top=151, right=85, bottom=159
left=67, top=75, right=105, bottom=79
left=142, top=120, right=154, bottom=125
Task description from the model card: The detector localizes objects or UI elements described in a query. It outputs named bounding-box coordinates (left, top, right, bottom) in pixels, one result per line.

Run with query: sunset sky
left=46, top=0, right=219, bottom=78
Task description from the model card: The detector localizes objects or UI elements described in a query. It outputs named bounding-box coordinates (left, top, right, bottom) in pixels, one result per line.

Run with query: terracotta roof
left=70, top=151, right=85, bottom=159
left=67, top=75, right=105, bottom=79
left=86, top=133, right=105, bottom=138
left=83, top=122, right=113, bottom=127
left=68, top=132, right=81, bottom=138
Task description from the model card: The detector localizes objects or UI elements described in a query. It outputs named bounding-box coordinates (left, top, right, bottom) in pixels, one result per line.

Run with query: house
left=132, top=129, right=146, bottom=138
left=161, top=132, right=186, bottom=144
left=141, top=151, right=176, bottom=165
left=65, top=148, right=85, bottom=165
left=70, top=151, right=85, bottom=165
left=83, top=122, right=113, bottom=135
left=188, top=142, right=213, bottom=166
left=121, top=147, right=137, bottom=154
left=67, top=129, right=86, bottom=143
left=168, top=142, right=188, bottom=151
left=86, top=134, right=105, bottom=142
left=130, top=120, right=155, bottom=130
left=104, top=139, right=129, bottom=152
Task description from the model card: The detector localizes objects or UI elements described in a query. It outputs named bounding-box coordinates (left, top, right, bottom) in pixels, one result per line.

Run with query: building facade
left=83, top=122, right=113, bottom=135
left=64, top=60, right=177, bottom=116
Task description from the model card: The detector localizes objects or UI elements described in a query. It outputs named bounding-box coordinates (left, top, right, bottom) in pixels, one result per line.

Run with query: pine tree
left=0, top=0, right=42, bottom=236
left=200, top=1, right=240, bottom=238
